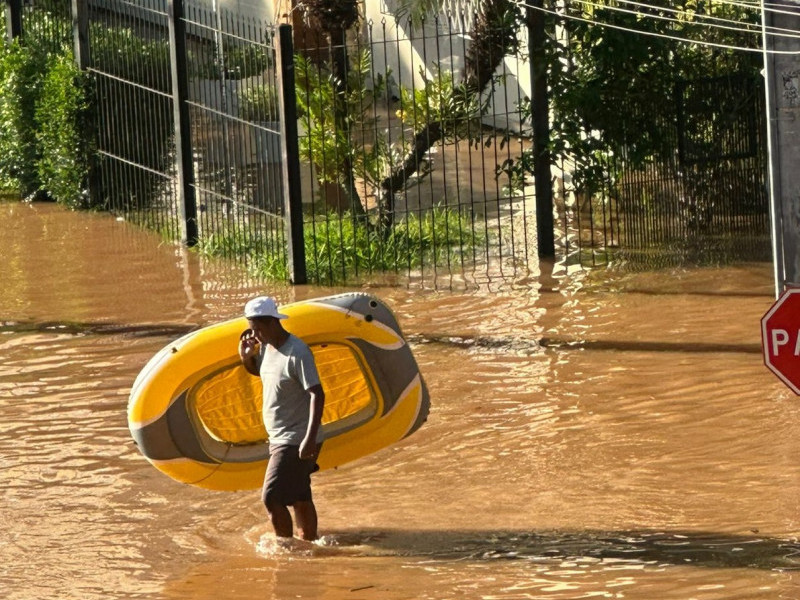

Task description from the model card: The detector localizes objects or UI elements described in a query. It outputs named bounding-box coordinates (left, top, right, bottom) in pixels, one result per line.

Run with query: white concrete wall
left=364, top=0, right=531, bottom=133
left=215, top=0, right=278, bottom=22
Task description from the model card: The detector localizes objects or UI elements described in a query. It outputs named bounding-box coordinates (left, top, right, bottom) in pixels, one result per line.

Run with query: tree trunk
left=329, top=26, right=364, bottom=216
left=293, top=0, right=365, bottom=215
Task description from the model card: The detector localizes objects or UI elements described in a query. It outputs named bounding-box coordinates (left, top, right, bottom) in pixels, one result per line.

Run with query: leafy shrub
left=192, top=40, right=272, bottom=81
left=0, top=8, right=89, bottom=206
left=294, top=50, right=389, bottom=194
left=0, top=40, right=47, bottom=196
left=36, top=53, right=92, bottom=208
left=239, top=84, right=280, bottom=121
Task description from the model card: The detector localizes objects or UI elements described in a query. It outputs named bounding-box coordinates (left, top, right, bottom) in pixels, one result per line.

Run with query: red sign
left=762, top=288, right=800, bottom=394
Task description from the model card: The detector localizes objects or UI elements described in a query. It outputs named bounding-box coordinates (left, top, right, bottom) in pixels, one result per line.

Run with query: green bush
left=0, top=13, right=89, bottom=207
left=36, top=53, right=91, bottom=208
left=294, top=50, right=389, bottom=195
left=0, top=5, right=85, bottom=202
left=0, top=40, right=47, bottom=196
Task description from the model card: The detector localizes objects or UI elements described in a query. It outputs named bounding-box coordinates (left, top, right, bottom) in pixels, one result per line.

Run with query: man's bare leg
left=267, top=503, right=294, bottom=538
left=293, top=500, right=318, bottom=541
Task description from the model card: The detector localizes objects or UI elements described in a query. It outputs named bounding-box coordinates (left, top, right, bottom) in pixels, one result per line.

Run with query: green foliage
left=499, top=0, right=764, bottom=198
left=397, top=67, right=487, bottom=142
left=20, top=4, right=72, bottom=54
left=197, top=226, right=263, bottom=256
left=306, top=207, right=484, bottom=283
left=391, top=0, right=443, bottom=28
left=294, top=50, right=389, bottom=190
left=239, top=84, right=280, bottom=121
left=0, top=5, right=90, bottom=203
left=196, top=206, right=482, bottom=284
left=90, top=25, right=171, bottom=91
left=192, top=41, right=272, bottom=81
left=195, top=224, right=289, bottom=280
left=0, top=25, right=89, bottom=205
left=549, top=0, right=762, bottom=182
left=0, top=15, right=174, bottom=209
left=36, top=53, right=91, bottom=208
left=0, top=40, right=47, bottom=196
left=224, top=43, right=271, bottom=80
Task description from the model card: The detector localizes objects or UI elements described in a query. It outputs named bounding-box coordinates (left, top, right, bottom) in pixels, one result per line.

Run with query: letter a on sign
left=761, top=288, right=800, bottom=394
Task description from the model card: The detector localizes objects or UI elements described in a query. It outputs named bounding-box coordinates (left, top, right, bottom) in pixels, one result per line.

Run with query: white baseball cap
left=244, top=296, right=288, bottom=320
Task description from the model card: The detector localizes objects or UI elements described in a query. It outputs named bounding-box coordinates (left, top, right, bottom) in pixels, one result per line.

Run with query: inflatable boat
left=128, top=293, right=429, bottom=491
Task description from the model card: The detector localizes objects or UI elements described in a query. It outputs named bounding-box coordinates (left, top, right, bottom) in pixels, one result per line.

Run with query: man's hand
left=299, top=438, right=317, bottom=460
left=239, top=328, right=258, bottom=358
left=300, top=384, right=325, bottom=460
left=239, top=329, right=260, bottom=375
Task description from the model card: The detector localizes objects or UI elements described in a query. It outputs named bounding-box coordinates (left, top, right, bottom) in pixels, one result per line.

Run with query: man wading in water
left=238, top=296, right=325, bottom=541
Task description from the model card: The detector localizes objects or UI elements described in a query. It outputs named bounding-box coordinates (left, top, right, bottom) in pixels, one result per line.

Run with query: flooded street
left=2, top=201, right=800, bottom=600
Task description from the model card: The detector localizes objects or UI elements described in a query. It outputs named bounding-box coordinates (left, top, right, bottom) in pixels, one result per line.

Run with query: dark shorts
left=261, top=444, right=318, bottom=507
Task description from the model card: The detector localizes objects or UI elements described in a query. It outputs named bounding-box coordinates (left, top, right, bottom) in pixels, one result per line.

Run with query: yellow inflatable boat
left=128, top=293, right=429, bottom=491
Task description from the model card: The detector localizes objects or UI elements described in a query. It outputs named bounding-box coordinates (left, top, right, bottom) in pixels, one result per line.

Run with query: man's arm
left=299, top=383, right=325, bottom=460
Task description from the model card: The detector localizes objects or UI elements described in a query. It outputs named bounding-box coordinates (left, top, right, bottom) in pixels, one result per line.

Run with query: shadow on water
left=321, top=528, right=800, bottom=571
left=410, top=334, right=763, bottom=355
left=1, top=320, right=763, bottom=355
left=0, top=319, right=198, bottom=338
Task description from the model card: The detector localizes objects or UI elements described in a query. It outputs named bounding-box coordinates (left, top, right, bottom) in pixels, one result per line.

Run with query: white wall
left=364, top=0, right=532, bottom=133
left=215, top=0, right=277, bottom=21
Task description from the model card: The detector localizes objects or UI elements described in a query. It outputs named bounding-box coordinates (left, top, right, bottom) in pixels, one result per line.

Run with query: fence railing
left=4, top=0, right=772, bottom=288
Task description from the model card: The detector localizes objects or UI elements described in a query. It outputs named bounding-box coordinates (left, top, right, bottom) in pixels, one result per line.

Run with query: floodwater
left=2, top=201, right=800, bottom=600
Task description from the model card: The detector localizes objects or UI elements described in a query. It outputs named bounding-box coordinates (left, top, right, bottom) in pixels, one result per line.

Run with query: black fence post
left=527, top=1, right=555, bottom=259
left=6, top=0, right=22, bottom=40
left=167, top=0, right=198, bottom=246
left=71, top=0, right=100, bottom=208
left=276, top=23, right=306, bottom=285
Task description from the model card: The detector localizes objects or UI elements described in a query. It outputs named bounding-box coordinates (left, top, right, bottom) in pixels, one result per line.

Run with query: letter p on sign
left=762, top=288, right=800, bottom=394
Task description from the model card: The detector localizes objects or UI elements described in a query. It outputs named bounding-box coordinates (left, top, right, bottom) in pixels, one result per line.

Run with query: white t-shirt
left=258, top=334, right=321, bottom=445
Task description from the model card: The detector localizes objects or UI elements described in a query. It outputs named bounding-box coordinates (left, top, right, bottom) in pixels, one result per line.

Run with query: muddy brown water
left=2, top=201, right=800, bottom=600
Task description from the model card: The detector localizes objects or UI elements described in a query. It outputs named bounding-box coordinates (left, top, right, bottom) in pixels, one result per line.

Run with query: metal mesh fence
left=86, top=0, right=180, bottom=240
left=612, top=73, right=770, bottom=267
left=16, top=0, right=70, bottom=51
left=5, top=0, right=773, bottom=287
left=292, top=15, right=537, bottom=286
left=182, top=4, right=288, bottom=275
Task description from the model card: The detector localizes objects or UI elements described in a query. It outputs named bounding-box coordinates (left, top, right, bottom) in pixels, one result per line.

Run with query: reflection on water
left=2, top=202, right=800, bottom=600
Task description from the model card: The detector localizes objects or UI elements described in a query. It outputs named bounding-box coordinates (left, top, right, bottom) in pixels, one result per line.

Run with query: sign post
left=763, top=0, right=800, bottom=295
left=761, top=288, right=800, bottom=394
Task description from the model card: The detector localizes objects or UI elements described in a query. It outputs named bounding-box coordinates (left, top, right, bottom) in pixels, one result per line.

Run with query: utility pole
left=763, top=0, right=800, bottom=297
